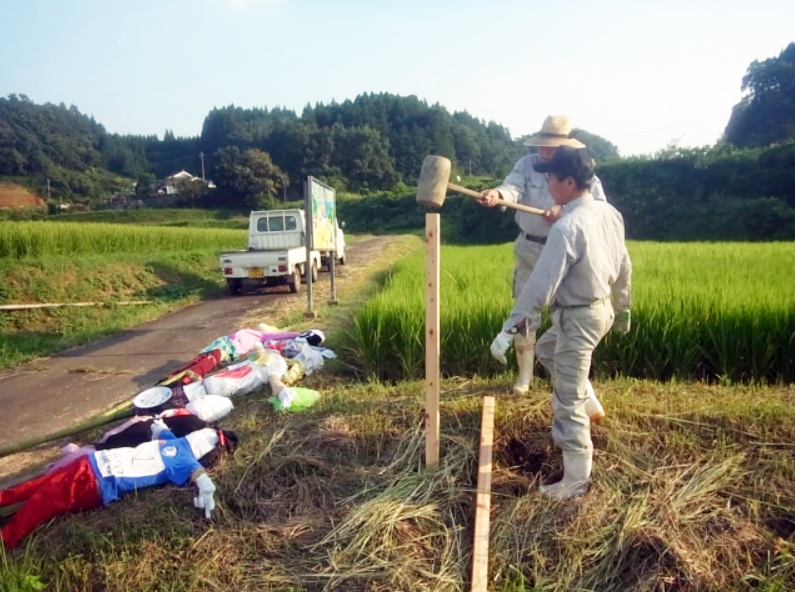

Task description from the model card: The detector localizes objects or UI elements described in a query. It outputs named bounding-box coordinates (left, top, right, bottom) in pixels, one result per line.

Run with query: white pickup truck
left=219, top=209, right=345, bottom=295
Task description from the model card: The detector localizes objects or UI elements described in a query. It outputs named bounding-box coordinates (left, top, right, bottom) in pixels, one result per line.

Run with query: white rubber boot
left=540, top=449, right=592, bottom=500
left=584, top=380, right=605, bottom=424
left=512, top=332, right=535, bottom=395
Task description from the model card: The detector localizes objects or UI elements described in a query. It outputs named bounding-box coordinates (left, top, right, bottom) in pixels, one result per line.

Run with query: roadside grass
left=0, top=251, right=227, bottom=369
left=3, top=378, right=795, bottom=591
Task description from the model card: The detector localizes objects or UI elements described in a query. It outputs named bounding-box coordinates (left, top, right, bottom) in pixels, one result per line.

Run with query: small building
left=157, top=170, right=216, bottom=195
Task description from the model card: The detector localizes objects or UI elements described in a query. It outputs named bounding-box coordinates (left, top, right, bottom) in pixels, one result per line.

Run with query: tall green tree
left=210, top=146, right=287, bottom=209
left=724, top=42, right=795, bottom=148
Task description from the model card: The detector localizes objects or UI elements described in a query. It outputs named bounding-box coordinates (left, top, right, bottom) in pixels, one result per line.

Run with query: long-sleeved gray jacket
left=495, top=153, right=607, bottom=237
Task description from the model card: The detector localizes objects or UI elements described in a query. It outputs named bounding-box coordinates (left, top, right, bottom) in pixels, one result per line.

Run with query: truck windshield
left=255, top=214, right=298, bottom=232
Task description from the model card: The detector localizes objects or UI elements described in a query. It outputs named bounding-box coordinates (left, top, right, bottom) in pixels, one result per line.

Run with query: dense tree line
left=0, top=93, right=535, bottom=204
left=339, top=141, right=795, bottom=242
left=724, top=42, right=795, bottom=148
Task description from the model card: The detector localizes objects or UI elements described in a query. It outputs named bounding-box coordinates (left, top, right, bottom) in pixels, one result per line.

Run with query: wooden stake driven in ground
left=425, top=213, right=440, bottom=469
left=471, top=395, right=496, bottom=592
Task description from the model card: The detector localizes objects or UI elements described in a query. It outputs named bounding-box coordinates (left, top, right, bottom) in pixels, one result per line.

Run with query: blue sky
left=0, top=0, right=793, bottom=156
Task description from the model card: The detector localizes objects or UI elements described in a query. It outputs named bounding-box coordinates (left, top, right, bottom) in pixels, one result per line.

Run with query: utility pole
left=47, top=179, right=58, bottom=215
left=199, top=151, right=206, bottom=181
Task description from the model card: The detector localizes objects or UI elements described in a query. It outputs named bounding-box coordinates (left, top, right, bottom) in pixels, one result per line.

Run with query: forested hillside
left=0, top=92, right=619, bottom=204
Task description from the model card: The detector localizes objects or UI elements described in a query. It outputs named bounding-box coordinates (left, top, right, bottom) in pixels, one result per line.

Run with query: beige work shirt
left=495, top=153, right=607, bottom=238
left=503, top=192, right=632, bottom=333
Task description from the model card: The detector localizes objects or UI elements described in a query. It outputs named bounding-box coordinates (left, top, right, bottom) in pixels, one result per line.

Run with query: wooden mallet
left=416, top=155, right=545, bottom=216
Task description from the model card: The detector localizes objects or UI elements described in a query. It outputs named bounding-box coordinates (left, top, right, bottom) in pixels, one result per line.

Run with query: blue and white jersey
left=87, top=429, right=207, bottom=505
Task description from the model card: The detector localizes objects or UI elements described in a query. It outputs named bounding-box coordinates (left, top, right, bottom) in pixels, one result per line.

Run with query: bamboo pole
left=471, top=395, right=496, bottom=592
left=0, top=301, right=153, bottom=311
left=425, top=213, right=440, bottom=469
left=0, top=405, right=135, bottom=460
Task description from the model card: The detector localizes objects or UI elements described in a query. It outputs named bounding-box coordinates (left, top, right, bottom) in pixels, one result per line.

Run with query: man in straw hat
left=477, top=116, right=607, bottom=414
left=489, top=146, right=632, bottom=499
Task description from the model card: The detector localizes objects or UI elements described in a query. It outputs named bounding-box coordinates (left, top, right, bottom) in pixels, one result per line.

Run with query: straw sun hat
left=523, top=115, right=586, bottom=148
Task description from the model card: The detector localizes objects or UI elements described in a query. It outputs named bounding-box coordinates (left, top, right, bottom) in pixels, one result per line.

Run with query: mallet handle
left=447, top=183, right=546, bottom=216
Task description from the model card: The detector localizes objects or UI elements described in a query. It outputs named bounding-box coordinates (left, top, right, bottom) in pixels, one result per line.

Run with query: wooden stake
left=425, top=213, right=440, bottom=469
left=471, top=395, right=496, bottom=592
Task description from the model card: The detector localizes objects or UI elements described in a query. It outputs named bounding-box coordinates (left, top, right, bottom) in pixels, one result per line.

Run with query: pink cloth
left=229, top=330, right=299, bottom=356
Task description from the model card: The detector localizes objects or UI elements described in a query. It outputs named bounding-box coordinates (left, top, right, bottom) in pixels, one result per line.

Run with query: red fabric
left=1, top=457, right=102, bottom=549
left=167, top=349, right=223, bottom=384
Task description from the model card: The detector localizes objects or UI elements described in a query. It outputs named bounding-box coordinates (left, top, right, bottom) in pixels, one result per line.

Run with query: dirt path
left=0, top=236, right=398, bottom=462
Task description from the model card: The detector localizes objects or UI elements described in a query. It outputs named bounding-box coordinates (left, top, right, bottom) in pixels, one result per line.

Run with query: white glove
left=150, top=418, right=168, bottom=439
left=614, top=309, right=631, bottom=334
left=490, top=330, right=516, bottom=365
left=193, top=473, right=217, bottom=519
left=278, top=387, right=297, bottom=410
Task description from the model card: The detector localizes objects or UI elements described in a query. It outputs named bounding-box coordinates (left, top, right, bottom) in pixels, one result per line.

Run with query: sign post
left=305, top=177, right=338, bottom=315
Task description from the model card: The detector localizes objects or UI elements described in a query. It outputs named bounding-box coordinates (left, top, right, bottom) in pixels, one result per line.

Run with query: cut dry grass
left=3, top=378, right=795, bottom=591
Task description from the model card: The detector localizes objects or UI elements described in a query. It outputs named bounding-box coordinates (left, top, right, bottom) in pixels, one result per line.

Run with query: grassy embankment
left=0, top=221, right=248, bottom=369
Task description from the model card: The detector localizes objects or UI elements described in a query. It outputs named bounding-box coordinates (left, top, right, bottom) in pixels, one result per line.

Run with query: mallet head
left=416, top=155, right=452, bottom=208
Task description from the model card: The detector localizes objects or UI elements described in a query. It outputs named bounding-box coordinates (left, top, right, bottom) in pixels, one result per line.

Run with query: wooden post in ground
left=425, top=213, right=440, bottom=469
left=471, top=395, right=496, bottom=592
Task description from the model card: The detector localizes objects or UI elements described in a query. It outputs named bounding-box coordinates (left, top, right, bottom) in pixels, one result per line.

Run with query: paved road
left=0, top=237, right=382, bottom=449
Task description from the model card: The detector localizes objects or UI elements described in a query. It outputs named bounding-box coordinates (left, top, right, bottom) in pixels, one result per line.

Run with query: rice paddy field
left=0, top=221, right=247, bottom=259
left=348, top=241, right=795, bottom=384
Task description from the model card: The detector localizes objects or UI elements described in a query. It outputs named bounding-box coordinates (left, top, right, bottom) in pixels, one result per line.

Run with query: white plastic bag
left=204, top=362, right=265, bottom=397
left=294, top=346, right=324, bottom=375
left=186, top=395, right=234, bottom=422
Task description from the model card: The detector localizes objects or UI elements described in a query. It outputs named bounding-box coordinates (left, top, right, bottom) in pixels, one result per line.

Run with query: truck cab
left=220, top=209, right=322, bottom=295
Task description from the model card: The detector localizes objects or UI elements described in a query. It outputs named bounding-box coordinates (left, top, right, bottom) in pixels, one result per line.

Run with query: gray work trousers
left=512, top=234, right=545, bottom=300
left=535, top=299, right=615, bottom=451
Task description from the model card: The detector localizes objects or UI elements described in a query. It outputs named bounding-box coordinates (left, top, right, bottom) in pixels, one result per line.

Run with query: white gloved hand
left=278, top=387, right=297, bottom=410
left=193, top=473, right=216, bottom=519
left=150, top=418, right=168, bottom=439
left=614, top=309, right=631, bottom=334
left=490, top=330, right=516, bottom=365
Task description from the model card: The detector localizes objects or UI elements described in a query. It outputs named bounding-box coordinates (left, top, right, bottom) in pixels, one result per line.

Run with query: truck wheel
left=227, top=279, right=243, bottom=296
left=338, top=253, right=347, bottom=265
left=289, top=267, right=301, bottom=293
left=311, top=261, right=319, bottom=282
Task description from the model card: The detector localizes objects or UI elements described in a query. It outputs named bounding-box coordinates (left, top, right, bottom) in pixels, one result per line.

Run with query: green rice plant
left=347, top=241, right=795, bottom=383
left=0, top=221, right=246, bottom=259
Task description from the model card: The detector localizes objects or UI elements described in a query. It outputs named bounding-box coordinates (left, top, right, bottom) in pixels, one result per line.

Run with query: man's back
left=553, top=195, right=630, bottom=308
